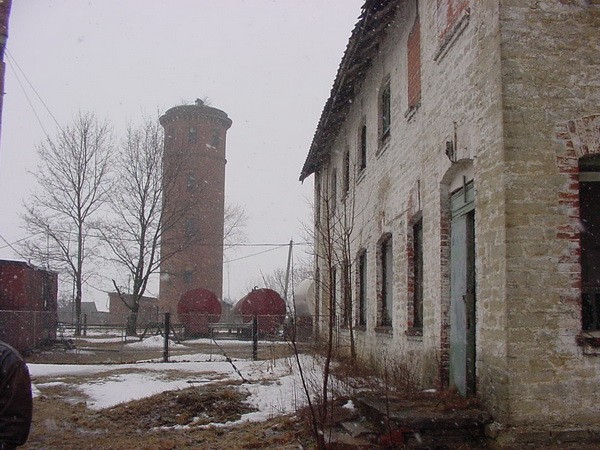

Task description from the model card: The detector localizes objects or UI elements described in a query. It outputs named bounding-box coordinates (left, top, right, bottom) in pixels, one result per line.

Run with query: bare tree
left=21, top=112, right=114, bottom=336
left=292, top=162, right=363, bottom=448
left=223, top=203, right=248, bottom=250
left=95, top=118, right=168, bottom=335
left=245, top=264, right=313, bottom=298
left=98, top=117, right=248, bottom=335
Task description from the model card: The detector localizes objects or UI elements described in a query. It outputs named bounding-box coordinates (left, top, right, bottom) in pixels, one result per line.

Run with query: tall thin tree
left=97, top=118, right=174, bottom=336
left=22, top=112, right=114, bottom=335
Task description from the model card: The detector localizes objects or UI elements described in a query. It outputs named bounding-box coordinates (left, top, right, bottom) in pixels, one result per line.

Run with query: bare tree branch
left=21, top=111, right=114, bottom=336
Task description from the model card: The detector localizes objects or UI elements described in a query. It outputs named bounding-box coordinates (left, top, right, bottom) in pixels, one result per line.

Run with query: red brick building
left=158, top=99, right=232, bottom=317
left=0, top=259, right=57, bottom=353
left=108, top=292, right=159, bottom=326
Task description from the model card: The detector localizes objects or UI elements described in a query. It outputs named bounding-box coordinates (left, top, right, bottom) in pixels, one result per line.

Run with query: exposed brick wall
left=407, top=13, right=421, bottom=110
left=108, top=292, right=159, bottom=326
left=436, top=0, right=469, bottom=40
left=555, top=115, right=600, bottom=320
left=158, top=103, right=232, bottom=318
left=309, top=0, right=600, bottom=441
left=498, top=0, right=600, bottom=435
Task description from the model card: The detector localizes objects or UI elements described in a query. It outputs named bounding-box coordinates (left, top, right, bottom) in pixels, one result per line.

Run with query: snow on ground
left=28, top=352, right=319, bottom=424
left=125, top=335, right=187, bottom=348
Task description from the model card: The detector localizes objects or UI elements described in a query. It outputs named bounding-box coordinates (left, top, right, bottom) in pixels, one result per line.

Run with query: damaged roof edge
left=299, top=0, right=401, bottom=182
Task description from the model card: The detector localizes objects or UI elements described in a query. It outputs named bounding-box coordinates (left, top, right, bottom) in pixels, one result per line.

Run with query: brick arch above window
left=555, top=114, right=600, bottom=344
left=557, top=115, right=600, bottom=158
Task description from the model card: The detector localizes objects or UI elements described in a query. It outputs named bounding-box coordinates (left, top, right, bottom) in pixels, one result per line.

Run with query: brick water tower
left=158, top=99, right=232, bottom=316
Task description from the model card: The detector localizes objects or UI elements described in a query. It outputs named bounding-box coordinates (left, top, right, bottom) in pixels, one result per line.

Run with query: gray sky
left=0, top=0, right=363, bottom=309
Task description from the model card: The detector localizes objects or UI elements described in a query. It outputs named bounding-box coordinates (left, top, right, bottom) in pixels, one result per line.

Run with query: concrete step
left=355, top=391, right=492, bottom=448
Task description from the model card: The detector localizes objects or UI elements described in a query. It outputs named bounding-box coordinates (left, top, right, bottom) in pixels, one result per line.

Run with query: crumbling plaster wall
left=318, top=0, right=507, bottom=405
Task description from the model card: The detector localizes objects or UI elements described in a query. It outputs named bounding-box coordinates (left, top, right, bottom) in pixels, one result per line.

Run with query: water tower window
left=187, top=174, right=197, bottom=191
left=188, top=127, right=197, bottom=144
left=212, top=130, right=221, bottom=147
left=185, top=218, right=196, bottom=238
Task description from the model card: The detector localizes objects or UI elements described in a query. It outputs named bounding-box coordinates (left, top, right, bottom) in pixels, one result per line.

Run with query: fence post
left=163, top=312, right=170, bottom=362
left=252, top=316, right=258, bottom=361
left=83, top=314, right=87, bottom=337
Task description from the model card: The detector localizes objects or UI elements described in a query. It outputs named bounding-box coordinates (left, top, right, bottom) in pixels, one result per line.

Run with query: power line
left=225, top=245, right=287, bottom=263
left=5, top=51, right=50, bottom=139
left=0, top=233, right=29, bottom=260
left=6, top=49, right=62, bottom=132
left=4, top=227, right=310, bottom=249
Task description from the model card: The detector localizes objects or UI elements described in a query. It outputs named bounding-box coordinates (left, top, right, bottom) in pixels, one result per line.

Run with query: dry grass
left=26, top=385, right=309, bottom=449
left=23, top=337, right=313, bottom=449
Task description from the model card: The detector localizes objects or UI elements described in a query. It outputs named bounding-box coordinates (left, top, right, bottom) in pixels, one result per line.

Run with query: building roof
left=299, top=0, right=401, bottom=181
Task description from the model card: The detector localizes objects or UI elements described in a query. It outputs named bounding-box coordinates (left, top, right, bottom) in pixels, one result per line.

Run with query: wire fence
left=0, top=310, right=315, bottom=362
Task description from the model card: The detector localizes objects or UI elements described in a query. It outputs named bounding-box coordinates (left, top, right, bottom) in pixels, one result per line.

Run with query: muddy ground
left=23, top=334, right=314, bottom=449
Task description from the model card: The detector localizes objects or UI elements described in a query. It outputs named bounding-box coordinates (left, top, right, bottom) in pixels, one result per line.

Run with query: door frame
left=449, top=178, right=476, bottom=396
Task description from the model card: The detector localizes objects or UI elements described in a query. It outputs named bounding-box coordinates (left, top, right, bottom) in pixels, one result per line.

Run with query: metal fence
left=0, top=308, right=317, bottom=362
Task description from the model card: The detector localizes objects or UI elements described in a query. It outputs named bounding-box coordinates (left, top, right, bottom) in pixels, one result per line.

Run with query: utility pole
left=283, top=239, right=293, bottom=304
left=0, top=0, right=12, bottom=145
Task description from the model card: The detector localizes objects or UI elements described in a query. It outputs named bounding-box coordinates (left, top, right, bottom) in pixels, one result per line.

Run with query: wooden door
left=449, top=181, right=476, bottom=396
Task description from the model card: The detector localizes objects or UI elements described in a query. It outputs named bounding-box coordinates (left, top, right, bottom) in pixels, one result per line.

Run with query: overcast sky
left=0, top=0, right=363, bottom=309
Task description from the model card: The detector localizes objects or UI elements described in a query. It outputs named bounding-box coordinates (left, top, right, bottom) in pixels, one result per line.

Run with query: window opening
left=188, top=127, right=197, bottom=144
left=358, top=251, right=367, bottom=326
left=412, top=219, right=424, bottom=330
left=341, top=263, right=351, bottom=327
left=359, top=124, right=367, bottom=171
left=380, top=236, right=393, bottom=326
left=331, top=266, right=337, bottom=322
left=580, top=155, right=600, bottom=331
left=330, top=169, right=337, bottom=214
left=380, top=80, right=391, bottom=141
left=343, top=149, right=350, bottom=195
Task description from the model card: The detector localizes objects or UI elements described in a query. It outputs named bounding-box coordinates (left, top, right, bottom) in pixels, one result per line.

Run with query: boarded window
left=407, top=12, right=421, bottom=110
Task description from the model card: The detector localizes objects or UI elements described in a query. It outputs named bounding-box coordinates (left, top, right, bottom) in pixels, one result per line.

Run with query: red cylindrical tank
left=177, top=288, right=222, bottom=337
left=233, top=288, right=286, bottom=336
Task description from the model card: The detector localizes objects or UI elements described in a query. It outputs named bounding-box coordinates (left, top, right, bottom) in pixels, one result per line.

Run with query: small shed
left=0, top=260, right=58, bottom=353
